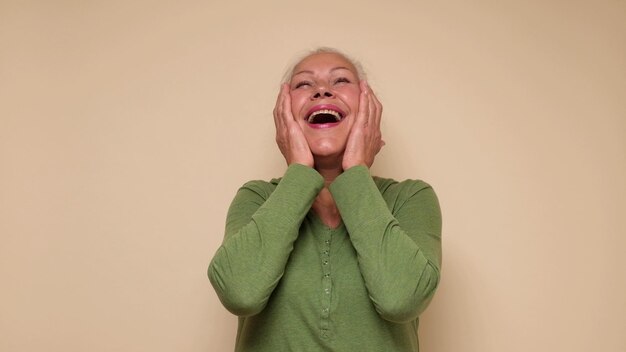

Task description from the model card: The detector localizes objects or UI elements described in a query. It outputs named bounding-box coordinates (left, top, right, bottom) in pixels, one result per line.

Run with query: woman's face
left=289, top=52, right=362, bottom=159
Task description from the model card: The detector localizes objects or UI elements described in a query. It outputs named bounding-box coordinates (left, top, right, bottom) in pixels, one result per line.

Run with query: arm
left=329, top=166, right=442, bottom=323
left=208, top=164, right=324, bottom=316
left=209, top=83, right=321, bottom=316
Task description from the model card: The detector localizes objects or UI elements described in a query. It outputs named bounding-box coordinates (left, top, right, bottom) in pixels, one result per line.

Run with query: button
left=325, top=288, right=330, bottom=294
left=322, top=250, right=329, bottom=255
left=325, top=240, right=330, bottom=244
left=323, top=260, right=328, bottom=265
left=324, top=273, right=330, bottom=277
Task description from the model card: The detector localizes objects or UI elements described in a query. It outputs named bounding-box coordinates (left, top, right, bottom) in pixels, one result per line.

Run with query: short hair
left=281, top=47, right=367, bottom=84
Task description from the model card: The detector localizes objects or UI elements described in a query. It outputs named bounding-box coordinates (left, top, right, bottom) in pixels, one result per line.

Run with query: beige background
left=1, top=1, right=625, bottom=351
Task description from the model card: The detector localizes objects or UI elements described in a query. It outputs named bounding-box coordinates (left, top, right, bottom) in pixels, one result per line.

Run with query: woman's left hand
left=342, top=80, right=385, bottom=170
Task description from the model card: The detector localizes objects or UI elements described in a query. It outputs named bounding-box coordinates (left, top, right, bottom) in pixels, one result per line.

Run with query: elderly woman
left=208, top=48, right=442, bottom=352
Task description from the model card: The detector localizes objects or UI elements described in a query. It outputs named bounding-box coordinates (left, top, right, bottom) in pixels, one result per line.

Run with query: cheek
left=296, top=117, right=307, bottom=130
left=340, top=88, right=361, bottom=111
left=289, top=92, right=307, bottom=114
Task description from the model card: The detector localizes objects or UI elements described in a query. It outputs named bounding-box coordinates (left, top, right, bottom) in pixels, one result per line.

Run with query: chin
left=309, top=142, right=346, bottom=161
left=312, top=154, right=344, bottom=169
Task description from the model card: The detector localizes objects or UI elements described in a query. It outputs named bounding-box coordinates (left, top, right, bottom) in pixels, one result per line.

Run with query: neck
left=313, top=155, right=343, bottom=185
left=311, top=188, right=341, bottom=228
left=312, top=155, right=343, bottom=228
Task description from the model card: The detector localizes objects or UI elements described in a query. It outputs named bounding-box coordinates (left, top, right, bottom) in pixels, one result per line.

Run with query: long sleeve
left=208, top=164, right=324, bottom=316
left=329, top=165, right=442, bottom=323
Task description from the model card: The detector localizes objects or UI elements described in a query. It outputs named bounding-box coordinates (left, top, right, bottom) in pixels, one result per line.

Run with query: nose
left=312, top=89, right=334, bottom=99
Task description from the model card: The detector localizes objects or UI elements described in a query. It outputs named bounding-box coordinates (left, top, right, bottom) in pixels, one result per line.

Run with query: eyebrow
left=292, top=66, right=353, bottom=77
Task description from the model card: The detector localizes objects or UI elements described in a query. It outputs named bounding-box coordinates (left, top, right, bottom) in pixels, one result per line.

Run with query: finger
left=365, top=81, right=377, bottom=128
left=281, top=84, right=296, bottom=123
left=364, top=83, right=383, bottom=153
left=356, top=80, right=369, bottom=127
left=274, top=84, right=287, bottom=128
left=367, top=84, right=383, bottom=129
left=363, top=82, right=382, bottom=131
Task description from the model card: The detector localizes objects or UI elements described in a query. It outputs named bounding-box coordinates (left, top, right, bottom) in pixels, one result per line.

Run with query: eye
left=294, top=81, right=312, bottom=89
left=333, top=77, right=351, bottom=85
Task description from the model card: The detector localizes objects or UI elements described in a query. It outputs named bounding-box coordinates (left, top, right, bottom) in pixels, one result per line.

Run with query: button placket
left=320, top=229, right=333, bottom=338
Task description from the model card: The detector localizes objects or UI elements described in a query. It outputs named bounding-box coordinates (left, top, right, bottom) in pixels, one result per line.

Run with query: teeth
left=307, top=109, right=342, bottom=123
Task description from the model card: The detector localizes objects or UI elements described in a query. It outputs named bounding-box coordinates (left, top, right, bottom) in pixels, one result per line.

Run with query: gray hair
left=281, top=47, right=367, bottom=84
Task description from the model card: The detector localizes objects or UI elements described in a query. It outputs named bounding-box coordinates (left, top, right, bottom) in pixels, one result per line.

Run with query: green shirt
left=209, top=164, right=442, bottom=351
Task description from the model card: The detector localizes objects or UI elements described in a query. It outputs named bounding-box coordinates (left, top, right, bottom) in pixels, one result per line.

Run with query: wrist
left=289, top=159, right=314, bottom=168
left=342, top=160, right=367, bottom=171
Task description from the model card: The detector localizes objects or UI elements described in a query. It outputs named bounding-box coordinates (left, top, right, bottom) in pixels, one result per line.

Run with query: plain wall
left=1, top=1, right=625, bottom=351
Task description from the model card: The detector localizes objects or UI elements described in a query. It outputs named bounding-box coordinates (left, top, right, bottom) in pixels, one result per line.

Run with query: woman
left=208, top=48, right=442, bottom=352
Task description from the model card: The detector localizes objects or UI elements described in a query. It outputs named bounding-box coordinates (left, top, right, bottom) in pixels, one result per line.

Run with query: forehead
left=292, top=52, right=358, bottom=77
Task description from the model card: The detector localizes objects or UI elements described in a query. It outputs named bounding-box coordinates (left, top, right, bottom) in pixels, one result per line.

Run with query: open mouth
left=305, top=106, right=346, bottom=126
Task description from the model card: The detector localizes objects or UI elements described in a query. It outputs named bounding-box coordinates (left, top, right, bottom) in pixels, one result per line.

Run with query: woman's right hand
left=273, top=83, right=314, bottom=168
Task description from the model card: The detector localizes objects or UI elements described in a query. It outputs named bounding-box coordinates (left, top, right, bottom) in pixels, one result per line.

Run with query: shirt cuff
left=329, top=166, right=393, bottom=233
